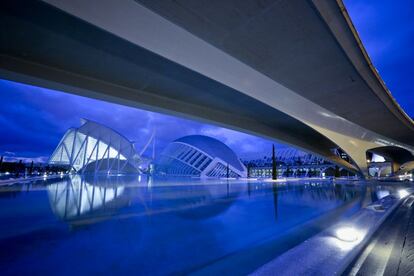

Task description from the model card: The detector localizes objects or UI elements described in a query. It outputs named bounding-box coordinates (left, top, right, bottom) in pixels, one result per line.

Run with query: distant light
left=5, top=171, right=10, bottom=175
left=376, top=190, right=390, bottom=200
left=371, top=153, right=386, bottom=163
left=398, top=189, right=409, bottom=199
left=366, top=204, right=385, bottom=212
left=335, top=227, right=360, bottom=242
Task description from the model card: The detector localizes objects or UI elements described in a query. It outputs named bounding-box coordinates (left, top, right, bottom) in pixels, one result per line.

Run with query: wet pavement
left=348, top=193, right=414, bottom=276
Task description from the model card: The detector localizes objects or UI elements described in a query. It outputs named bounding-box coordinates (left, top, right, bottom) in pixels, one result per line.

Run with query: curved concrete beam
left=38, top=0, right=414, bottom=176
left=367, top=146, right=414, bottom=173
left=1, top=0, right=413, bottom=177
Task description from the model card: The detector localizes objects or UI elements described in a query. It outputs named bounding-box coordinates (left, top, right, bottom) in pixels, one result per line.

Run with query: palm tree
left=226, top=163, right=229, bottom=178
left=272, top=144, right=277, bottom=180
left=29, top=161, right=34, bottom=175
left=334, top=165, right=340, bottom=178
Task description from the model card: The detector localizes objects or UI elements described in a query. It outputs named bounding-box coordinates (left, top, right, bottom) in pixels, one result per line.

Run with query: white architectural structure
left=157, top=135, right=247, bottom=178
left=49, top=119, right=140, bottom=174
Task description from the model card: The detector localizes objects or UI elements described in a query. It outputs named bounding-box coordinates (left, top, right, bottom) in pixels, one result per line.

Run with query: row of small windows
left=249, top=168, right=282, bottom=178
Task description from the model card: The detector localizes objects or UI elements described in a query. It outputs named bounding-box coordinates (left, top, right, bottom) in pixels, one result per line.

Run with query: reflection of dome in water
left=170, top=182, right=246, bottom=220
left=47, top=175, right=137, bottom=223
left=156, top=135, right=247, bottom=178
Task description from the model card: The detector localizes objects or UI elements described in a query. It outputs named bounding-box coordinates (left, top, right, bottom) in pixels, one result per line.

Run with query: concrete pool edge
left=251, top=190, right=411, bottom=275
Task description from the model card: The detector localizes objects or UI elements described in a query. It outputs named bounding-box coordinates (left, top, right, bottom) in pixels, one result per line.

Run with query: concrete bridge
left=1, top=0, right=414, bottom=177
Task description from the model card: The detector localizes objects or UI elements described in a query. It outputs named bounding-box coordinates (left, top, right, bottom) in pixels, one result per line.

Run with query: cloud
left=0, top=79, right=276, bottom=161
left=199, top=125, right=285, bottom=158
left=344, top=0, right=414, bottom=116
left=3, top=156, right=49, bottom=163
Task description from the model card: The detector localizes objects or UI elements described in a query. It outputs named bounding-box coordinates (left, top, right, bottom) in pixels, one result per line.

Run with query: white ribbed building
left=49, top=119, right=140, bottom=174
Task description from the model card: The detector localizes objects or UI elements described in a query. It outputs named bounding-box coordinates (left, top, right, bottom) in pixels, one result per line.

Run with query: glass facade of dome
left=156, top=135, right=247, bottom=178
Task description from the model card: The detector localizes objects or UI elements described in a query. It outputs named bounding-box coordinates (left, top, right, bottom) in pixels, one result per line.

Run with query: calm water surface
left=0, top=176, right=402, bottom=275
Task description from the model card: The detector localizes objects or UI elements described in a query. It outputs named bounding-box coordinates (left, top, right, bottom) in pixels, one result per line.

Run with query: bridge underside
left=368, top=146, right=414, bottom=175
left=1, top=0, right=414, bottom=177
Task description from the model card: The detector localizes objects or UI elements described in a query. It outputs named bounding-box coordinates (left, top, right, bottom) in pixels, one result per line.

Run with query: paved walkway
left=0, top=175, right=64, bottom=186
left=347, top=195, right=414, bottom=276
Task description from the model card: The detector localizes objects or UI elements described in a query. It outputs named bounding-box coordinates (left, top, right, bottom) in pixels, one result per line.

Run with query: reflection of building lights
left=376, top=190, right=390, bottom=200
left=331, top=226, right=364, bottom=251
left=335, top=227, right=361, bottom=242
left=398, top=189, right=409, bottom=199
left=366, top=204, right=385, bottom=212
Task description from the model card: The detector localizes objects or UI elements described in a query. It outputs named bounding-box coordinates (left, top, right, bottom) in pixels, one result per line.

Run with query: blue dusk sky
left=0, top=0, right=413, bottom=162
left=0, top=79, right=275, bottom=162
left=344, top=0, right=414, bottom=115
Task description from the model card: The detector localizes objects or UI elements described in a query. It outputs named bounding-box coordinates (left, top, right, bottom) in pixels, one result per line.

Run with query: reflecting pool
left=0, top=176, right=404, bottom=275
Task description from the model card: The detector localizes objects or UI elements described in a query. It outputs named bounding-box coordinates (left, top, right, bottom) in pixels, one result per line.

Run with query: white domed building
left=156, top=135, right=247, bottom=178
